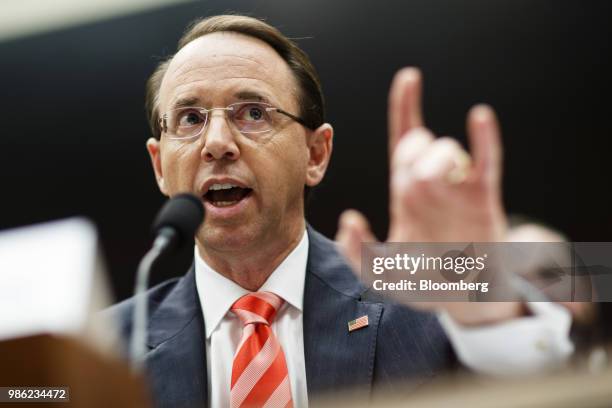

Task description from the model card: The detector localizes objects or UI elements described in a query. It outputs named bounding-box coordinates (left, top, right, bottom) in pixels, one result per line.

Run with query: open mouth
left=203, top=183, right=253, bottom=207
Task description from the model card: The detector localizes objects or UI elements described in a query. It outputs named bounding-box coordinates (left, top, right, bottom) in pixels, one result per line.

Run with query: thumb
left=336, top=209, right=377, bottom=273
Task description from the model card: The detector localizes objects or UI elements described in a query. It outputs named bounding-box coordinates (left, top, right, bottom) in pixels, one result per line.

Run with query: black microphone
left=130, top=194, right=205, bottom=369
left=151, top=193, right=205, bottom=254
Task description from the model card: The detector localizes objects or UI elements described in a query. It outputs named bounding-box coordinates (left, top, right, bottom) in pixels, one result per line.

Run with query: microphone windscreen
left=152, top=193, right=205, bottom=248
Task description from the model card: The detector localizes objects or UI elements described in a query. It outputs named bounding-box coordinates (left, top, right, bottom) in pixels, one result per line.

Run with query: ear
left=146, top=137, right=169, bottom=196
left=305, top=123, right=333, bottom=187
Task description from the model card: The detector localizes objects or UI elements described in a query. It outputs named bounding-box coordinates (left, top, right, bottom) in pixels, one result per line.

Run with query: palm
left=388, top=174, right=506, bottom=243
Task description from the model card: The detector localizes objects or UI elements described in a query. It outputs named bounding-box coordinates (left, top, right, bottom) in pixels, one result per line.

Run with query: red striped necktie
left=230, top=292, right=293, bottom=408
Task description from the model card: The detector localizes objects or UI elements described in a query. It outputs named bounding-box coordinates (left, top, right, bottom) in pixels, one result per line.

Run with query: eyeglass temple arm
left=159, top=116, right=167, bottom=133
left=274, top=108, right=315, bottom=130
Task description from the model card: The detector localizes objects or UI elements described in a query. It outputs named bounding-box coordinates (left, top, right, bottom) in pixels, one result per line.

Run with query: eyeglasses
left=159, top=101, right=312, bottom=140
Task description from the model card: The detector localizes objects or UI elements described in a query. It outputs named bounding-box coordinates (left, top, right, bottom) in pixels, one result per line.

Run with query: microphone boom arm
left=130, top=227, right=173, bottom=371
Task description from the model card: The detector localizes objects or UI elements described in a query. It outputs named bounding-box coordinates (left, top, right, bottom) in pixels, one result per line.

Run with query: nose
left=201, top=110, right=240, bottom=162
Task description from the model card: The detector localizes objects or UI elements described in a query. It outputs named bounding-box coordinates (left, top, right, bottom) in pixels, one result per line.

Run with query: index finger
left=388, top=67, right=425, bottom=159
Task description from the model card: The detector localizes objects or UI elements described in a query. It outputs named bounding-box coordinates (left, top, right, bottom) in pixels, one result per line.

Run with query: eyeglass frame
left=158, top=101, right=315, bottom=140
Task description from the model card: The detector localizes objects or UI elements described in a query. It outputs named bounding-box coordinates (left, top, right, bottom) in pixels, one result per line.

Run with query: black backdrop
left=0, top=0, right=610, bottom=301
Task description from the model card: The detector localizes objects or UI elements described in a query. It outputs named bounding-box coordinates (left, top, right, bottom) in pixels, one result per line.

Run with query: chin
left=197, top=222, right=259, bottom=253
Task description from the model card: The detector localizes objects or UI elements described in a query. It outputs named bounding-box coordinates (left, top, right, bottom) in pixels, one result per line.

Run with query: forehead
left=159, top=32, right=298, bottom=111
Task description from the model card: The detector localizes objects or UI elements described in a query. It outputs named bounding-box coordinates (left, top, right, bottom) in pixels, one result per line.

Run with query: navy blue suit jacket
left=107, top=227, right=455, bottom=407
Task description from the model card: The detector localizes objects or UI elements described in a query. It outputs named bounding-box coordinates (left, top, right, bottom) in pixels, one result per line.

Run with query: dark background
left=0, top=0, right=610, bottom=302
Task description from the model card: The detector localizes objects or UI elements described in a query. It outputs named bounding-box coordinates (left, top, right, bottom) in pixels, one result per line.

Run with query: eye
left=177, top=109, right=205, bottom=127
left=236, top=104, right=267, bottom=122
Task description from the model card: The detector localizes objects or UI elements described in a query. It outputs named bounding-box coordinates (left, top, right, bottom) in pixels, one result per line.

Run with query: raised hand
left=336, top=67, right=520, bottom=325
left=388, top=67, right=506, bottom=243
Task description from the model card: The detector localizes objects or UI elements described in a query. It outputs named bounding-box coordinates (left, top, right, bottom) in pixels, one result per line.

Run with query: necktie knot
left=231, top=292, right=283, bottom=326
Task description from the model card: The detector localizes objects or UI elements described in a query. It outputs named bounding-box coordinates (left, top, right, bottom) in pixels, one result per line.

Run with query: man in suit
left=107, top=14, right=572, bottom=407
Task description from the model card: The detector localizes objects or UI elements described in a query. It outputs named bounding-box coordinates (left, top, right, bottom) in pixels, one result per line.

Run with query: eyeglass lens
left=165, top=102, right=275, bottom=139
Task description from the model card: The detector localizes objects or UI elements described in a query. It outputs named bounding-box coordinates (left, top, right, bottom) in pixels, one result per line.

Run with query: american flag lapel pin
left=348, top=315, right=369, bottom=332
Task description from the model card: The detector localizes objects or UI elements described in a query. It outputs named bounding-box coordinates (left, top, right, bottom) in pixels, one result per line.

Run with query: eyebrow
left=234, top=90, right=267, bottom=102
left=172, top=96, right=201, bottom=109
left=170, top=90, right=272, bottom=110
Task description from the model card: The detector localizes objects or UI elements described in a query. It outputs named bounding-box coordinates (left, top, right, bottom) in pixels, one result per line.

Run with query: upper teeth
left=208, top=183, right=239, bottom=191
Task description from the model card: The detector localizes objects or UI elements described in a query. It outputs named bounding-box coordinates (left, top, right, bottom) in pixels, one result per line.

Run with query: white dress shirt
left=438, top=301, right=574, bottom=376
left=195, top=229, right=573, bottom=407
left=195, top=231, right=310, bottom=408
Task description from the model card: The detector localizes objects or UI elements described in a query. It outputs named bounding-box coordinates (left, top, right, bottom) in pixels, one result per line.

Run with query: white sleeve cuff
left=438, top=302, right=574, bottom=377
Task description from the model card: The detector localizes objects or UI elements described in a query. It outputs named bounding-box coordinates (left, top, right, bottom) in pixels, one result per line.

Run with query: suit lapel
left=145, top=266, right=208, bottom=407
left=303, top=227, right=383, bottom=398
left=139, top=227, right=383, bottom=405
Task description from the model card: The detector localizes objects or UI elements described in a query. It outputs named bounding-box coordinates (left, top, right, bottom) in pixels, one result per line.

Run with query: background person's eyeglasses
left=159, top=101, right=312, bottom=140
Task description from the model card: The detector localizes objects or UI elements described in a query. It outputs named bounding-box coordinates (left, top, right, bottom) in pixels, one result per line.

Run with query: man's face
left=147, top=32, right=329, bottom=253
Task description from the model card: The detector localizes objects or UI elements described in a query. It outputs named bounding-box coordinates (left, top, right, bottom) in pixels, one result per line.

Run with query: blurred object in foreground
left=0, top=334, right=151, bottom=407
left=0, top=0, right=194, bottom=42
left=0, top=218, right=115, bottom=353
left=313, top=362, right=612, bottom=408
left=0, top=218, right=151, bottom=406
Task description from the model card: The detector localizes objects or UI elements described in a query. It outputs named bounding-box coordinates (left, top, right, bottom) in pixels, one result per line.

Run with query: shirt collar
left=194, top=229, right=309, bottom=339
